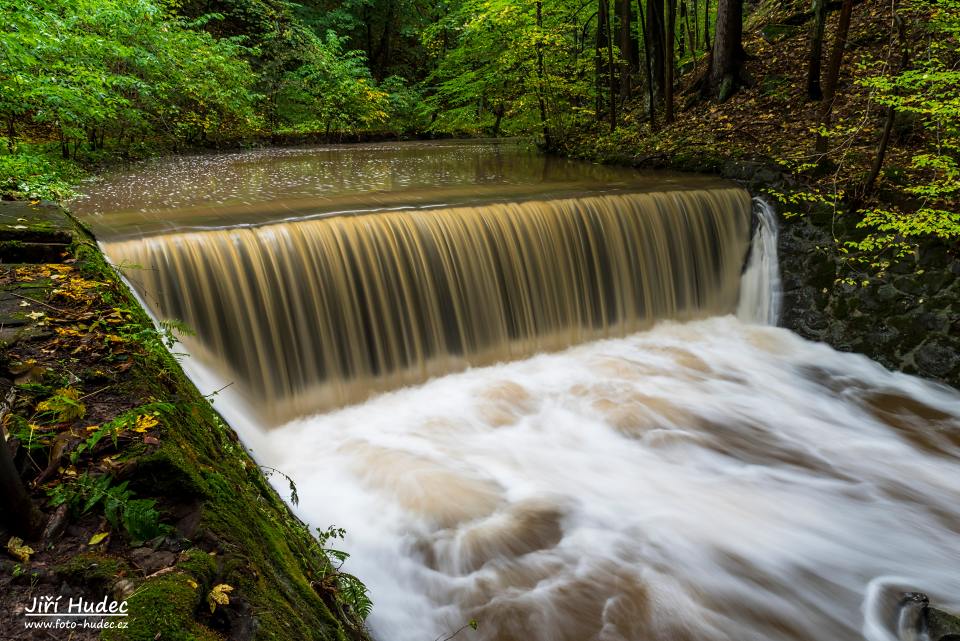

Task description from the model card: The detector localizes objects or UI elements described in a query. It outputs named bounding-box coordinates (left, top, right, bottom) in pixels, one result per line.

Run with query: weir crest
left=104, top=187, right=754, bottom=422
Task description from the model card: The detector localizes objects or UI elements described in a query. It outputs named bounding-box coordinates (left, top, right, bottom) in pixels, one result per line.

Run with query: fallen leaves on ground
left=6, top=537, right=35, bottom=563
left=208, top=584, right=233, bottom=612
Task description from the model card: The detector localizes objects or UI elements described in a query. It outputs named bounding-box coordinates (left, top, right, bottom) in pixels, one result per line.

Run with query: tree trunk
left=863, top=9, right=909, bottom=195
left=363, top=5, right=374, bottom=62
left=679, top=6, right=686, bottom=57
left=814, top=0, right=854, bottom=153
left=703, top=0, right=711, bottom=50
left=706, top=0, right=744, bottom=100
left=597, top=0, right=617, bottom=129
left=6, top=117, right=16, bottom=151
left=536, top=0, right=553, bottom=147
left=59, top=126, right=69, bottom=159
left=596, top=3, right=605, bottom=120
left=682, top=0, right=696, bottom=58
left=664, top=0, right=676, bottom=122
left=864, top=107, right=895, bottom=194
left=1, top=391, right=44, bottom=540
left=637, top=0, right=658, bottom=129
left=372, top=0, right=395, bottom=81
left=0, top=443, right=42, bottom=539
left=806, top=0, right=828, bottom=100
left=646, top=0, right=666, bottom=99
left=617, top=0, right=638, bottom=101
left=606, top=0, right=618, bottom=129
left=692, top=0, right=700, bottom=52
left=492, top=104, right=505, bottom=137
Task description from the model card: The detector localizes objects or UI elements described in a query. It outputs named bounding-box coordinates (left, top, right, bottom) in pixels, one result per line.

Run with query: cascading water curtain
left=106, top=188, right=754, bottom=422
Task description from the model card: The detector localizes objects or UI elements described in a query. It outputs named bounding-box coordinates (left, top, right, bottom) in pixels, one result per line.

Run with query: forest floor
left=0, top=201, right=367, bottom=641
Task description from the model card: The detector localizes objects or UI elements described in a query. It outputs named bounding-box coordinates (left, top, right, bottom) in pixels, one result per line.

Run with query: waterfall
left=79, top=145, right=960, bottom=641
left=737, top=197, right=782, bottom=325
left=104, top=187, right=753, bottom=423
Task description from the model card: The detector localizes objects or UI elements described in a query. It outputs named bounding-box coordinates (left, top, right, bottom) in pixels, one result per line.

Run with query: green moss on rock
left=177, top=549, right=218, bottom=589
left=56, top=554, right=131, bottom=592
left=104, top=572, right=219, bottom=641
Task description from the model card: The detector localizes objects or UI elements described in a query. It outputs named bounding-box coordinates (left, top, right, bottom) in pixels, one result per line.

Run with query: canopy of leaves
left=1, top=0, right=260, bottom=150
left=422, top=0, right=599, bottom=138
left=0, top=0, right=429, bottom=168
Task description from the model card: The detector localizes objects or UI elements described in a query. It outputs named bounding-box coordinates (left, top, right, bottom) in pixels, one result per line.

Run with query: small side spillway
left=104, top=187, right=752, bottom=422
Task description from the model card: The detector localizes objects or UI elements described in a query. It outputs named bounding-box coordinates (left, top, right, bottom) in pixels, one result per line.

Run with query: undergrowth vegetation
left=566, top=0, right=959, bottom=278
left=0, top=224, right=371, bottom=639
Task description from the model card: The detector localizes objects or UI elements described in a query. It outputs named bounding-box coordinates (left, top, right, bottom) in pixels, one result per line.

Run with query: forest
left=2, top=0, right=960, bottom=639
left=1, top=0, right=957, bottom=269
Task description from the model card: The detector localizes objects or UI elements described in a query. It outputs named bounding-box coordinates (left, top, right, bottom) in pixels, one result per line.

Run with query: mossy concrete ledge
left=0, top=201, right=370, bottom=641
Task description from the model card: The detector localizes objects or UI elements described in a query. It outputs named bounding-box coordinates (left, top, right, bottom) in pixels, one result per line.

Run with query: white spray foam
left=185, top=316, right=960, bottom=641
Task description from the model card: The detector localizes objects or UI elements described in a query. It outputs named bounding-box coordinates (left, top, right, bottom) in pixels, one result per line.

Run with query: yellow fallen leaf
left=187, top=579, right=198, bottom=590
left=88, top=532, right=109, bottom=545
left=133, top=414, right=159, bottom=433
left=6, top=537, right=35, bottom=563
left=208, top=584, right=233, bottom=612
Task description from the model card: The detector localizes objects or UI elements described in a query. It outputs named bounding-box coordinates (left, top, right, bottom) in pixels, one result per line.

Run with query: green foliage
left=47, top=472, right=171, bottom=542
left=69, top=402, right=174, bottom=464
left=35, top=387, right=86, bottom=422
left=115, top=305, right=192, bottom=362
left=259, top=465, right=300, bottom=505
left=1, top=0, right=260, bottom=153
left=853, top=0, right=960, bottom=257
left=0, top=0, right=435, bottom=197
left=273, top=30, right=390, bottom=133
left=439, top=619, right=480, bottom=641
left=380, top=75, right=431, bottom=134
left=0, top=149, right=83, bottom=200
left=0, top=0, right=263, bottom=198
left=158, top=319, right=196, bottom=347
left=337, top=571, right=373, bottom=620
left=312, top=525, right=373, bottom=621
left=70, top=422, right=117, bottom=464
left=296, top=0, right=438, bottom=82
left=252, top=461, right=373, bottom=624
left=422, top=0, right=596, bottom=139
